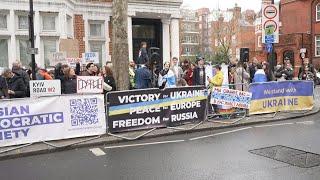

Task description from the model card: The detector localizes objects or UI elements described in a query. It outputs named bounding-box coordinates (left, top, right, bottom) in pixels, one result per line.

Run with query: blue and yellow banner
left=249, top=81, right=314, bottom=115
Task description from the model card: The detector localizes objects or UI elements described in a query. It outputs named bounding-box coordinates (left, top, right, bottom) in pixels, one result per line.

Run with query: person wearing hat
left=193, top=57, right=206, bottom=86
left=275, top=57, right=294, bottom=81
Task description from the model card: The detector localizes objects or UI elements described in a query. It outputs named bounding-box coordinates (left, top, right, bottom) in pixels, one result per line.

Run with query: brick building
left=179, top=8, right=200, bottom=60
left=197, top=8, right=212, bottom=58
left=0, top=0, right=182, bottom=68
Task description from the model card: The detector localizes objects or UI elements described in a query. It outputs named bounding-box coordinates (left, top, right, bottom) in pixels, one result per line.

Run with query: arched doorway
left=283, top=50, right=294, bottom=67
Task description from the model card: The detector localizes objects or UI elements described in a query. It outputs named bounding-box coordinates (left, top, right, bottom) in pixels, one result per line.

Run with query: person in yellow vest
left=207, top=64, right=224, bottom=89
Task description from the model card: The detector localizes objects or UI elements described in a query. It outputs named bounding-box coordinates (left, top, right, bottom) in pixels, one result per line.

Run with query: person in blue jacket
left=253, top=63, right=267, bottom=83
left=135, top=63, right=152, bottom=89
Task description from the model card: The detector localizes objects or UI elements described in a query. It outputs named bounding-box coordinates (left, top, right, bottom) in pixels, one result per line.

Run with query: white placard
left=51, top=52, right=67, bottom=66
left=82, top=52, right=99, bottom=64
left=205, top=65, right=214, bottom=87
left=30, top=80, right=61, bottom=97
left=0, top=94, right=106, bottom=147
left=262, top=4, right=279, bottom=44
left=66, top=57, right=82, bottom=68
left=77, top=76, right=103, bottom=94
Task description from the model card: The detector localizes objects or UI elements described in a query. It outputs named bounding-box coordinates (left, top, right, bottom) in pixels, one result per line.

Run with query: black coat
left=104, top=76, right=116, bottom=91
left=137, top=48, right=149, bottom=65
left=0, top=76, right=8, bottom=98
left=12, top=67, right=30, bottom=97
left=6, top=75, right=26, bottom=98
left=61, top=76, right=77, bottom=94
left=193, top=67, right=206, bottom=86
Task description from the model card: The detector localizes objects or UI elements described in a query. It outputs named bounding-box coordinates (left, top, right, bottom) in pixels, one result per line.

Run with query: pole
left=269, top=0, right=275, bottom=78
left=29, top=0, right=36, bottom=80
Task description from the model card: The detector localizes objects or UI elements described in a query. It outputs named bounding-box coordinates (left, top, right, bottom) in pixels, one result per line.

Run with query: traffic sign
left=262, top=4, right=279, bottom=44
left=265, top=43, right=273, bottom=53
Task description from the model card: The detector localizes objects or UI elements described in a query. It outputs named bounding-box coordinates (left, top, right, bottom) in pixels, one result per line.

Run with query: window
left=185, top=47, right=191, bottom=53
left=316, top=36, right=320, bottom=56
left=317, top=4, right=320, bottom=21
left=89, top=22, right=103, bottom=37
left=42, top=14, right=56, bottom=31
left=18, top=15, right=28, bottom=30
left=89, top=42, right=103, bottom=65
left=67, top=15, right=73, bottom=37
left=0, top=14, right=7, bottom=29
left=18, top=39, right=31, bottom=67
left=43, top=39, right=57, bottom=67
left=0, top=39, right=8, bottom=67
left=258, top=35, right=262, bottom=48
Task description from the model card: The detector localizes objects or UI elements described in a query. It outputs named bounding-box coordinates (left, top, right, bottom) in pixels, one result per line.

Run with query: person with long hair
left=183, top=60, right=194, bottom=86
left=102, top=66, right=116, bottom=91
left=158, top=62, right=176, bottom=89
left=61, top=67, right=77, bottom=94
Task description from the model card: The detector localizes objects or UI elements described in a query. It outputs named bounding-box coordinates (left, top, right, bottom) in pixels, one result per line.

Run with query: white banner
left=82, top=52, right=99, bottom=64
left=30, top=80, right=61, bottom=97
left=77, top=76, right=103, bottom=94
left=0, top=94, right=106, bottom=147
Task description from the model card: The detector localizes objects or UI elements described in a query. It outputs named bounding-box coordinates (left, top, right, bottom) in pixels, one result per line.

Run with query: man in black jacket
left=193, top=57, right=206, bottom=86
left=2, top=69, right=26, bottom=98
left=136, top=42, right=149, bottom=66
left=12, top=61, right=30, bottom=97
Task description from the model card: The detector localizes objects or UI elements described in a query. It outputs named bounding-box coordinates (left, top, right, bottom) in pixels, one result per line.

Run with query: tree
left=211, top=11, right=238, bottom=64
left=112, top=0, right=129, bottom=90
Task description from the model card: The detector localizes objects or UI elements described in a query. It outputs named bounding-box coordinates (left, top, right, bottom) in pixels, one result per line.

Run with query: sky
left=182, top=0, right=281, bottom=12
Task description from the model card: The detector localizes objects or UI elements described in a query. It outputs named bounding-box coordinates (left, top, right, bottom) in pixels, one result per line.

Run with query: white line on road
left=104, top=140, right=185, bottom=149
left=189, top=127, right=252, bottom=141
left=89, top=148, right=106, bottom=156
left=296, top=121, right=314, bottom=125
left=254, top=122, right=294, bottom=128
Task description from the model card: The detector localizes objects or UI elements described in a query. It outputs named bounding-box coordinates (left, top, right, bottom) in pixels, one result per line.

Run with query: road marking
left=104, top=140, right=185, bottom=149
left=189, top=127, right=252, bottom=141
left=254, top=122, right=294, bottom=128
left=296, top=121, right=314, bottom=125
left=89, top=148, right=106, bottom=156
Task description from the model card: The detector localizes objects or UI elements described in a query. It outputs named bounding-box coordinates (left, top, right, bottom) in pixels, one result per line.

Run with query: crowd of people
left=0, top=60, right=117, bottom=99
left=0, top=41, right=318, bottom=100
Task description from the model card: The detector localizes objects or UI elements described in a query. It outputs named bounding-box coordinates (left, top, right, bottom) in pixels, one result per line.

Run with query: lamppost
left=29, top=0, right=36, bottom=80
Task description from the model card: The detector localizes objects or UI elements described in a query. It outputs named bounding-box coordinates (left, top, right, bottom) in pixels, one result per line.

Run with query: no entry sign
left=262, top=4, right=279, bottom=44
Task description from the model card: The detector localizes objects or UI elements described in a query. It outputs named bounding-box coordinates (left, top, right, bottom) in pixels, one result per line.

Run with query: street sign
left=27, top=48, right=38, bottom=55
left=266, top=43, right=273, bottom=53
left=262, top=4, right=279, bottom=44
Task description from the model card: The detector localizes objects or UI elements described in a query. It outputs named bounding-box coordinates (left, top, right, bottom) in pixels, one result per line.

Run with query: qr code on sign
left=70, top=98, right=98, bottom=126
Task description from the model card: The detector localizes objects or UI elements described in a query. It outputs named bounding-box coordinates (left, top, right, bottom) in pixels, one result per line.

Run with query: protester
left=2, top=68, right=26, bottom=98
left=193, top=57, right=206, bottom=86
left=299, top=58, right=316, bottom=81
left=262, top=61, right=274, bottom=81
left=61, top=67, right=77, bottom=94
left=129, top=61, right=136, bottom=89
left=80, top=63, right=96, bottom=76
left=30, top=63, right=53, bottom=80
left=12, top=61, right=30, bottom=97
left=158, top=62, right=176, bottom=89
left=274, top=59, right=294, bottom=81
left=54, top=63, right=69, bottom=81
left=102, top=66, right=116, bottom=91
left=208, top=64, right=224, bottom=89
left=184, top=61, right=194, bottom=86
left=137, top=42, right=149, bottom=66
left=234, top=62, right=250, bottom=91
left=228, top=65, right=236, bottom=89
left=249, top=57, right=258, bottom=83
left=177, top=78, right=188, bottom=87
left=135, top=63, right=152, bottom=89
left=0, top=75, right=8, bottom=99
left=170, top=57, right=184, bottom=85
left=253, top=63, right=267, bottom=83
left=93, top=64, right=100, bottom=76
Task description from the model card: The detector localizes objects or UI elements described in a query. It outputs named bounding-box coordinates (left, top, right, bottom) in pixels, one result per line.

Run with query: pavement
left=1, top=114, right=320, bottom=180
left=0, top=87, right=320, bottom=160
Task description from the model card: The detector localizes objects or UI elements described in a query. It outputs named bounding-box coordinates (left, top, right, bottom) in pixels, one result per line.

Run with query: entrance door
left=132, top=18, right=162, bottom=64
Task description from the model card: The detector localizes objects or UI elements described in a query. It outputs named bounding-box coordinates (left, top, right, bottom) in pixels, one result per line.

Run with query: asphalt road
left=1, top=114, right=320, bottom=180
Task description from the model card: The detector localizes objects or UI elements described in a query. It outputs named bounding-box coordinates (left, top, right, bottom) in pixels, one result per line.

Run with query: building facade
left=179, top=8, right=200, bottom=60
left=0, top=0, right=182, bottom=68
left=197, top=8, right=212, bottom=59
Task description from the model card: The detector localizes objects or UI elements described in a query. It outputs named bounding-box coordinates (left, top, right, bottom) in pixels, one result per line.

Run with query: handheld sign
left=77, top=76, right=103, bottom=94
left=82, top=52, right=99, bottom=64
left=30, top=80, right=61, bottom=97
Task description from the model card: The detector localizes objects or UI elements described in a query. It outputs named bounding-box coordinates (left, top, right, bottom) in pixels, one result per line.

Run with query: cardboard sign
left=82, top=52, right=99, bottom=64
left=211, top=87, right=252, bottom=109
left=30, top=80, right=61, bottom=97
left=76, top=76, right=103, bottom=94
left=51, top=52, right=67, bottom=66
left=66, top=58, right=82, bottom=68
